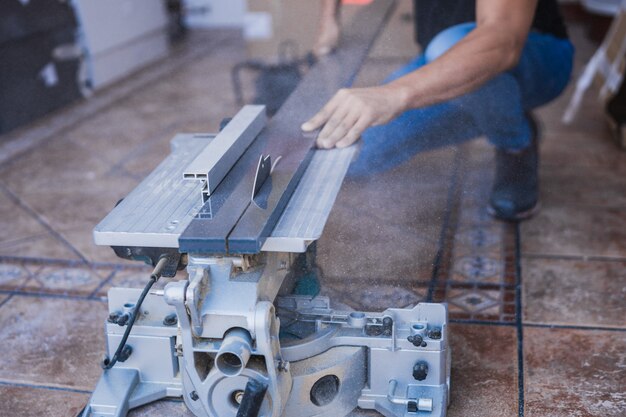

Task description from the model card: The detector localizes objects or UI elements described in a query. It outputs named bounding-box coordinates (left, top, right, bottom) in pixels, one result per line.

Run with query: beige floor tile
left=0, top=233, right=83, bottom=260
left=20, top=264, right=108, bottom=297
left=523, top=258, right=626, bottom=328
left=0, top=189, right=49, bottom=243
left=540, top=165, right=626, bottom=207
left=521, top=205, right=626, bottom=258
left=0, top=296, right=107, bottom=390
left=540, top=131, right=625, bottom=173
left=447, top=323, right=519, bottom=417
left=64, top=106, right=162, bottom=167
left=0, top=293, right=10, bottom=305
left=524, top=327, right=626, bottom=417
left=318, top=147, right=454, bottom=282
left=0, top=135, right=137, bottom=229
left=60, top=226, right=123, bottom=264
left=0, top=385, right=89, bottom=417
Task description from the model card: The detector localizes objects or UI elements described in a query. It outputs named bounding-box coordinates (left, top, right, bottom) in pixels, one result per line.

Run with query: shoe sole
left=487, top=201, right=541, bottom=222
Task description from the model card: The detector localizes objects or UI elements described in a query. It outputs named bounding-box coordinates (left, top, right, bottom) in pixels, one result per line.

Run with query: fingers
left=301, top=88, right=377, bottom=149
left=317, top=108, right=359, bottom=148
left=301, top=96, right=339, bottom=132
left=313, top=18, right=340, bottom=57
left=335, top=115, right=371, bottom=148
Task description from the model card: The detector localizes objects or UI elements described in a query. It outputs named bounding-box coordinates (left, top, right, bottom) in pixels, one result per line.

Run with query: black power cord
left=101, top=256, right=169, bottom=370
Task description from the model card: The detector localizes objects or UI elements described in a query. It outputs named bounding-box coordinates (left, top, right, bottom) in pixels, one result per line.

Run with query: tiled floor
left=0, top=3, right=624, bottom=417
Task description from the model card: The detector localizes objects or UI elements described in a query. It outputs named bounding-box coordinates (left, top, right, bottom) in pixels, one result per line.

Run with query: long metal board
left=179, top=0, right=395, bottom=254
left=183, top=105, right=266, bottom=201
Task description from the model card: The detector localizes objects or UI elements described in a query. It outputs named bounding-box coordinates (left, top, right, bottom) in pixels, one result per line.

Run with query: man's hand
left=314, top=0, right=341, bottom=57
left=301, top=85, right=408, bottom=149
left=313, top=17, right=340, bottom=57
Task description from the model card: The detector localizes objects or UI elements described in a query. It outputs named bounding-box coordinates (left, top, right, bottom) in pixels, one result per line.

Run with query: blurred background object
left=73, top=0, right=170, bottom=91
left=0, top=0, right=81, bottom=134
left=563, top=0, right=626, bottom=148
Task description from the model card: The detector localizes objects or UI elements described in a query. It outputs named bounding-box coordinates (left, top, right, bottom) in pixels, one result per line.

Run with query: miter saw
left=81, top=105, right=450, bottom=417
left=81, top=2, right=450, bottom=416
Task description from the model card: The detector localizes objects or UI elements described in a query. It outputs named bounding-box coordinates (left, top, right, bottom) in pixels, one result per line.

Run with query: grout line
left=0, top=184, right=90, bottom=264
left=450, top=318, right=516, bottom=326
left=0, top=380, right=92, bottom=395
left=427, top=148, right=462, bottom=302
left=523, top=322, right=626, bottom=333
left=522, top=252, right=626, bottom=263
left=514, top=222, right=525, bottom=417
left=0, top=289, right=106, bottom=302
left=88, top=269, right=118, bottom=299
left=0, top=255, right=90, bottom=266
left=0, top=232, right=52, bottom=249
left=0, top=294, right=13, bottom=310
left=0, top=255, right=151, bottom=271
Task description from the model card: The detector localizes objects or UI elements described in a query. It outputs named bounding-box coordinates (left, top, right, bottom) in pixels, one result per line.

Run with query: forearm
left=320, top=0, right=340, bottom=20
left=389, top=25, right=527, bottom=110
left=302, top=0, right=538, bottom=149
left=315, top=0, right=342, bottom=56
left=390, top=0, right=536, bottom=111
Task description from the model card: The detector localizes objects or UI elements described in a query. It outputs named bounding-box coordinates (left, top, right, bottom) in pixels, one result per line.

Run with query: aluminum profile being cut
left=183, top=105, right=267, bottom=202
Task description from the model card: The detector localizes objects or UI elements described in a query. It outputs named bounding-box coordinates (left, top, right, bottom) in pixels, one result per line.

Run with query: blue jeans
left=349, top=22, right=574, bottom=176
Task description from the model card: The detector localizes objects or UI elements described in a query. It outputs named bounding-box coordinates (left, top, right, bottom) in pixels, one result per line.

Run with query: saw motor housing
left=86, top=250, right=450, bottom=417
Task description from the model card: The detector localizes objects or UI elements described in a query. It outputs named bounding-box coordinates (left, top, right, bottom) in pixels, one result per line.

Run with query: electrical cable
left=101, top=257, right=169, bottom=370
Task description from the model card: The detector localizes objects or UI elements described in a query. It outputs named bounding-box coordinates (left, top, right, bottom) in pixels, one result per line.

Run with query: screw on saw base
left=407, top=334, right=423, bottom=347
left=277, top=360, right=289, bottom=372
left=428, top=328, right=442, bottom=340
left=107, top=311, right=130, bottom=326
left=382, top=316, right=393, bottom=336
left=189, top=391, right=199, bottom=401
left=364, top=316, right=394, bottom=337
left=163, top=313, right=177, bottom=326
left=412, top=361, right=429, bottom=381
left=107, top=311, right=121, bottom=324
left=364, top=324, right=383, bottom=336
left=116, top=313, right=130, bottom=326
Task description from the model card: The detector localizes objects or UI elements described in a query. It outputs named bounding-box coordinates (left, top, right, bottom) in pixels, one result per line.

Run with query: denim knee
left=424, top=22, right=476, bottom=63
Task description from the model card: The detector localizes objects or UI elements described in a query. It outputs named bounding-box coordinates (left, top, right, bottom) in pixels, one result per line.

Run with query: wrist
left=384, top=83, right=412, bottom=114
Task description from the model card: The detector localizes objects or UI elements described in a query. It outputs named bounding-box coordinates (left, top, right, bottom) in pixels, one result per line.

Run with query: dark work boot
left=488, top=115, right=540, bottom=221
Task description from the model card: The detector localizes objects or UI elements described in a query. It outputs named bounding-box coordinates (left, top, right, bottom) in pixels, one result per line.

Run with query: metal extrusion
left=183, top=105, right=267, bottom=202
